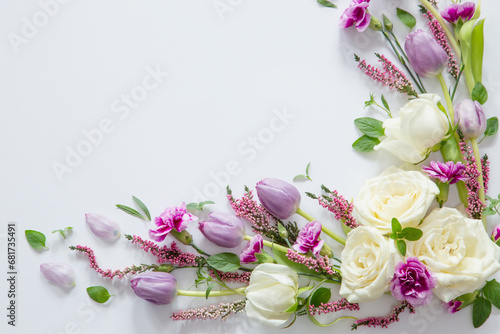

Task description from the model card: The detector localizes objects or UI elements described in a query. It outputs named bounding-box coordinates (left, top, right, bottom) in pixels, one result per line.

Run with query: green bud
left=369, top=16, right=383, bottom=31
left=154, top=264, right=174, bottom=273
left=170, top=230, right=193, bottom=245
left=383, top=15, right=393, bottom=32
left=319, top=242, right=333, bottom=258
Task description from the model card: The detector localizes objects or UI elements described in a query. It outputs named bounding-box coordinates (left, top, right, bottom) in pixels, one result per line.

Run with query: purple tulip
left=130, top=272, right=178, bottom=305
left=240, top=235, right=264, bottom=263
left=256, top=178, right=301, bottom=219
left=85, top=213, right=121, bottom=241
left=454, top=99, right=486, bottom=139
left=339, top=0, right=371, bottom=32
left=405, top=30, right=448, bottom=77
left=441, top=2, right=475, bottom=24
left=292, top=221, right=324, bottom=257
left=40, top=263, right=76, bottom=288
left=422, top=161, right=467, bottom=184
left=390, top=257, right=437, bottom=307
left=492, top=225, right=500, bottom=243
left=198, top=212, right=245, bottom=248
left=149, top=203, right=197, bottom=242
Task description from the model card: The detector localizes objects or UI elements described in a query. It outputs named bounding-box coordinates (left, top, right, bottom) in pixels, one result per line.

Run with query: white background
left=1, top=0, right=500, bottom=333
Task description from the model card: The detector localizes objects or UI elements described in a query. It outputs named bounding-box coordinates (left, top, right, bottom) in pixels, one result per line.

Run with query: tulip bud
left=85, top=213, right=121, bottom=240
left=255, top=178, right=301, bottom=219
left=492, top=225, right=500, bottom=245
left=454, top=99, right=486, bottom=139
left=40, top=262, right=76, bottom=288
left=404, top=30, right=448, bottom=77
left=198, top=212, right=245, bottom=248
left=130, top=272, right=177, bottom=305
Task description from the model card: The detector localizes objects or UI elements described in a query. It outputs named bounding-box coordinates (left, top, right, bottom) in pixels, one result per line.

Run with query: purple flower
left=441, top=2, right=476, bottom=24
left=422, top=161, right=467, bottom=184
left=198, top=212, right=246, bottom=248
left=256, top=178, right=301, bottom=219
left=130, top=272, right=178, bottom=305
left=240, top=235, right=264, bottom=263
left=390, top=257, right=437, bottom=307
left=492, top=225, right=500, bottom=243
left=339, top=0, right=371, bottom=32
left=292, top=221, right=324, bottom=257
left=149, top=203, right=197, bottom=242
left=85, top=213, right=121, bottom=241
left=40, top=263, right=76, bottom=288
left=443, top=300, right=463, bottom=314
left=455, top=99, right=487, bottom=139
left=405, top=29, right=448, bottom=77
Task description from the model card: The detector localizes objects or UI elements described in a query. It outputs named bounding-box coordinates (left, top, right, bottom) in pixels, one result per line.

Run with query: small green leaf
left=317, top=0, right=336, bottom=8
left=207, top=253, right=241, bottom=273
left=365, top=93, right=376, bottom=107
left=52, top=227, right=73, bottom=239
left=484, top=117, right=498, bottom=137
left=473, top=297, right=491, bottom=328
left=471, top=82, right=488, bottom=104
left=400, top=227, right=423, bottom=241
left=255, top=252, right=275, bottom=264
left=205, top=283, right=216, bottom=299
left=199, top=201, right=215, bottom=210
left=116, top=204, right=147, bottom=220
left=396, top=8, right=416, bottom=29
left=277, top=223, right=288, bottom=239
left=87, top=286, right=112, bottom=303
left=352, top=135, right=380, bottom=152
left=25, top=230, right=48, bottom=250
left=483, top=207, right=496, bottom=216
left=306, top=162, right=311, bottom=175
left=132, top=196, right=151, bottom=221
left=381, top=94, right=390, bottom=111
left=310, top=288, right=331, bottom=307
left=396, top=239, right=406, bottom=256
left=186, top=202, right=199, bottom=210
left=391, top=218, right=402, bottom=233
left=483, top=279, right=500, bottom=309
left=354, top=117, right=384, bottom=138
left=293, top=174, right=308, bottom=181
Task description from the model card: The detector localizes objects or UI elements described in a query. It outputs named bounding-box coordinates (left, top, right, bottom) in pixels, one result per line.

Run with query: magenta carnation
left=422, top=161, right=467, bottom=184
left=292, top=221, right=324, bottom=257
left=149, top=203, right=197, bottom=242
left=443, top=300, right=463, bottom=314
left=240, top=235, right=264, bottom=263
left=441, top=2, right=475, bottom=24
left=390, top=257, right=437, bottom=307
left=492, top=225, right=500, bottom=243
left=339, top=0, right=371, bottom=32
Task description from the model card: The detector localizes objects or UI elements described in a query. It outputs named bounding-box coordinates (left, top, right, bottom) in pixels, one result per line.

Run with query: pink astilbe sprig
left=482, top=155, right=490, bottom=194
left=171, top=300, right=246, bottom=321
left=308, top=298, right=360, bottom=316
left=420, top=6, right=460, bottom=79
left=126, top=234, right=199, bottom=267
left=352, top=301, right=416, bottom=330
left=422, top=161, right=467, bottom=184
left=286, top=249, right=341, bottom=280
left=308, top=186, right=358, bottom=229
left=355, top=53, right=418, bottom=97
left=209, top=269, right=251, bottom=284
left=459, top=139, right=486, bottom=219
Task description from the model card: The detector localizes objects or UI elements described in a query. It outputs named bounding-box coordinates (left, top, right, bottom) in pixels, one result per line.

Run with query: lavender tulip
left=454, top=99, right=486, bottom=139
left=256, top=178, right=301, bottom=219
left=130, top=272, right=178, bottom=305
left=198, top=212, right=245, bottom=248
left=240, top=235, right=264, bottom=263
left=390, top=258, right=437, bottom=307
left=85, top=213, right=121, bottom=241
left=292, top=221, right=324, bottom=257
left=40, top=262, right=76, bottom=288
left=405, top=30, right=448, bottom=78
left=441, top=2, right=475, bottom=24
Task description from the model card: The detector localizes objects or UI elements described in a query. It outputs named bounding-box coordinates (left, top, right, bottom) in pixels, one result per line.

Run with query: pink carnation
left=149, top=203, right=197, bottom=242
left=339, top=0, right=371, bottom=32
left=292, top=221, right=324, bottom=257
left=240, top=235, right=264, bottom=263
left=422, top=161, right=467, bottom=184
left=390, top=258, right=437, bottom=307
left=441, top=2, right=475, bottom=24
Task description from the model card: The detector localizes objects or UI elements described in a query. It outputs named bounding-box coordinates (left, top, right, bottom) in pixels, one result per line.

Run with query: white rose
left=374, top=94, right=449, bottom=163
left=355, top=166, right=439, bottom=234
left=407, top=207, right=500, bottom=302
left=245, top=263, right=298, bottom=327
left=340, top=226, right=398, bottom=303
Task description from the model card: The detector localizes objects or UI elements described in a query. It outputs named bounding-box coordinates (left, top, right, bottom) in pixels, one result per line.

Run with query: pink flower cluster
left=171, top=300, right=246, bottom=321
left=352, top=301, right=416, bottom=329
left=308, top=298, right=359, bottom=316
left=129, top=235, right=198, bottom=267
left=208, top=269, right=251, bottom=284
left=149, top=203, right=197, bottom=242
left=316, top=189, right=358, bottom=229
left=459, top=139, right=486, bottom=219
left=286, top=249, right=338, bottom=278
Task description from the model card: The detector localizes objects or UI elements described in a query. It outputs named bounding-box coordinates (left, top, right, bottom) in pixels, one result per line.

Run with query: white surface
left=1, top=0, right=500, bottom=333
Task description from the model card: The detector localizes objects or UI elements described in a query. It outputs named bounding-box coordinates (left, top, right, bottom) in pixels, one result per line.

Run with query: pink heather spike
left=309, top=298, right=360, bottom=316
left=352, top=301, right=415, bottom=329
left=171, top=300, right=246, bottom=321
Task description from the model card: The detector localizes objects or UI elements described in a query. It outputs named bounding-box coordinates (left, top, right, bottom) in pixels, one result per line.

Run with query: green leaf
left=352, top=135, right=380, bottom=152
left=483, top=207, right=496, bottom=216
left=186, top=201, right=215, bottom=211
left=116, top=204, right=147, bottom=220
left=471, top=19, right=485, bottom=83
left=381, top=94, right=390, bottom=111
left=391, top=218, right=402, bottom=233
left=205, top=283, right=216, bottom=299
left=317, top=0, right=336, bottom=8
left=400, top=227, right=423, bottom=241
left=354, top=117, right=384, bottom=138
left=199, top=201, right=215, bottom=210
left=471, top=82, right=488, bottom=105
left=473, top=297, right=491, bottom=328
left=306, top=162, right=311, bottom=175
left=186, top=202, right=199, bottom=210
left=132, top=196, right=151, bottom=221
left=396, top=8, right=416, bottom=29
left=52, top=227, right=73, bottom=239
left=255, top=252, right=275, bottom=264
left=25, top=230, right=48, bottom=250
left=396, top=239, right=406, bottom=256
left=207, top=253, right=241, bottom=273
left=87, top=286, right=112, bottom=303
left=364, top=93, right=376, bottom=107
left=484, top=117, right=498, bottom=137
left=310, top=287, right=331, bottom=307
left=483, top=279, right=500, bottom=309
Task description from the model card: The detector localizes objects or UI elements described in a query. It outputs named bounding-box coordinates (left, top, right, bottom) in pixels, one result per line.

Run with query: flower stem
left=437, top=74, right=454, bottom=124
left=296, top=208, right=346, bottom=246
left=470, top=138, right=487, bottom=228
left=244, top=235, right=289, bottom=254
left=189, top=242, right=211, bottom=257
left=178, top=287, right=246, bottom=297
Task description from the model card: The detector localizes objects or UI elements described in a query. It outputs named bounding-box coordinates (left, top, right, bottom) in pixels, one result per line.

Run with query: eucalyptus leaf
left=25, top=230, right=49, bottom=250
left=354, top=117, right=384, bottom=138
left=352, top=135, right=380, bottom=152
left=483, top=279, right=500, bottom=309
left=132, top=196, right=151, bottom=221
left=484, top=117, right=498, bottom=137
left=473, top=297, right=491, bottom=328
left=207, top=253, right=240, bottom=273
left=87, top=286, right=112, bottom=303
left=396, top=8, right=416, bottom=29
left=116, top=204, right=147, bottom=220
left=310, top=288, right=331, bottom=307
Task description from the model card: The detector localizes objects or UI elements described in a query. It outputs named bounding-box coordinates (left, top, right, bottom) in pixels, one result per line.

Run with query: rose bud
left=454, top=99, right=486, bottom=139
left=404, top=29, right=448, bottom=77
left=40, top=262, right=76, bottom=288
left=130, top=272, right=178, bottom=305
left=85, top=213, right=121, bottom=241
left=198, top=212, right=245, bottom=248
left=256, top=178, right=301, bottom=219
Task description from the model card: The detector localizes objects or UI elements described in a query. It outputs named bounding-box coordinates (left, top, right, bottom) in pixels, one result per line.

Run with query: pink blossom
left=422, top=161, right=467, bottom=184
left=443, top=300, right=463, bottom=314
left=240, top=235, right=264, bottom=263
left=390, top=258, right=437, bottom=307
left=492, top=225, right=500, bottom=242
left=292, top=221, right=324, bottom=257
left=441, top=2, right=476, bottom=24
left=149, top=203, right=197, bottom=242
left=339, top=0, right=371, bottom=32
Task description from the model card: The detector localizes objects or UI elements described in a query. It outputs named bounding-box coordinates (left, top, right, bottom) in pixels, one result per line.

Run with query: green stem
left=296, top=208, right=346, bottom=246
left=190, top=242, right=211, bottom=257
left=178, top=287, right=246, bottom=297
left=437, top=74, right=455, bottom=124
left=244, top=235, right=289, bottom=254
left=470, top=138, right=487, bottom=229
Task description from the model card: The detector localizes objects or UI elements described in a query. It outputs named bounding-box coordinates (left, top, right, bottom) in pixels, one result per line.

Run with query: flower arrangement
left=27, top=0, right=500, bottom=331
